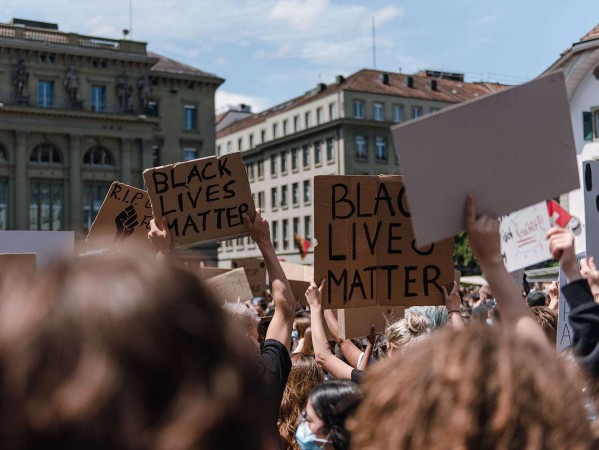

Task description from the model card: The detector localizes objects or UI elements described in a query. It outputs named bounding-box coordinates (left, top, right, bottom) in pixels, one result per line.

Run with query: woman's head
left=349, top=324, right=594, bottom=450
left=384, top=312, right=429, bottom=357
left=294, top=316, right=311, bottom=339
left=0, top=251, right=271, bottom=450
left=298, top=380, right=362, bottom=450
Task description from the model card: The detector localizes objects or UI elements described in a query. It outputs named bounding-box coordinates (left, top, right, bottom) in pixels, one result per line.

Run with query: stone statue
left=116, top=72, right=133, bottom=113
left=13, top=59, right=29, bottom=101
left=64, top=65, right=80, bottom=106
left=137, top=74, right=153, bottom=109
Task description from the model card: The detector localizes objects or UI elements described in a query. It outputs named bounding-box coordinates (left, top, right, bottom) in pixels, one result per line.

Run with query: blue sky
left=4, top=1, right=598, bottom=112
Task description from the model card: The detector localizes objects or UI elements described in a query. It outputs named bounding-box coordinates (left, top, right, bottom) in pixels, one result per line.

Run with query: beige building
left=216, top=69, right=505, bottom=266
left=0, top=18, right=222, bottom=259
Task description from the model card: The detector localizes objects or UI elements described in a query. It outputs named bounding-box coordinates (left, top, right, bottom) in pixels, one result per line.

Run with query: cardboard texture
left=143, top=152, right=256, bottom=248
left=584, top=161, right=599, bottom=261
left=197, top=266, right=230, bottom=280
left=0, top=253, right=37, bottom=276
left=391, top=71, right=579, bottom=247
left=0, top=231, right=74, bottom=268
left=556, top=253, right=583, bottom=352
left=338, top=305, right=404, bottom=339
left=205, top=267, right=253, bottom=303
left=280, top=261, right=314, bottom=306
left=314, top=175, right=454, bottom=309
left=86, top=181, right=154, bottom=251
left=499, top=202, right=552, bottom=272
left=232, top=257, right=267, bottom=297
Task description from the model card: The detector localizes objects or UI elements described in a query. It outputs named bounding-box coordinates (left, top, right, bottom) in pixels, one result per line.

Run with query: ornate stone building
left=0, top=19, right=223, bottom=245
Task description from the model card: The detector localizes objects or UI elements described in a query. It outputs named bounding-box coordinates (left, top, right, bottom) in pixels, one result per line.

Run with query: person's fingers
left=242, top=213, right=252, bottom=226
left=310, top=279, right=317, bottom=289
left=546, top=226, right=565, bottom=240
left=254, top=209, right=262, bottom=221
left=465, top=194, right=476, bottom=229
left=160, top=216, right=168, bottom=231
left=442, top=286, right=448, bottom=297
left=589, top=256, right=597, bottom=272
left=370, top=324, right=375, bottom=335
left=580, top=258, right=590, bottom=274
left=318, top=279, right=326, bottom=292
left=451, top=281, right=458, bottom=294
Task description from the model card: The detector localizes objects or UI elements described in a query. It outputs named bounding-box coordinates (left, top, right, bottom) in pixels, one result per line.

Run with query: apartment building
left=216, top=69, right=505, bottom=265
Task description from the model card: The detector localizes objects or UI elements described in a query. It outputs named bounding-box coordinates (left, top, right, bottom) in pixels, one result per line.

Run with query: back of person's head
left=302, top=327, right=315, bottom=356
left=0, top=251, right=271, bottom=450
left=471, top=303, right=491, bottom=322
left=293, top=316, right=311, bottom=339
left=527, top=290, right=548, bottom=308
left=309, top=380, right=363, bottom=450
left=222, top=301, right=257, bottom=334
left=479, top=284, right=493, bottom=301
left=385, top=312, right=429, bottom=354
left=349, top=324, right=594, bottom=450
left=531, top=306, right=558, bottom=345
left=278, top=354, right=325, bottom=450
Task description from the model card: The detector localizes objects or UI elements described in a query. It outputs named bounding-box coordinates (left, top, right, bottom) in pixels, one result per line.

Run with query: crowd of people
left=1, top=195, right=599, bottom=449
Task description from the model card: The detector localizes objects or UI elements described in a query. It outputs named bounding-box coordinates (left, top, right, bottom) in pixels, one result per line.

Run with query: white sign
left=391, top=71, right=579, bottom=247
left=0, top=231, right=75, bottom=268
left=499, top=202, right=552, bottom=272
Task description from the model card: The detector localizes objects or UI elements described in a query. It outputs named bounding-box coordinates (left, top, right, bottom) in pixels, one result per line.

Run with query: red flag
left=546, top=200, right=582, bottom=235
left=294, top=234, right=312, bottom=259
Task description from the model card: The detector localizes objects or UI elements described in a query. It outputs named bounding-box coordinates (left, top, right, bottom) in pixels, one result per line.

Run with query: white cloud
left=215, top=89, right=269, bottom=113
left=270, top=0, right=328, bottom=32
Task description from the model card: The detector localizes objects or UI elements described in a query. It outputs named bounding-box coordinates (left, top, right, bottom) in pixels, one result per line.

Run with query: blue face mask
left=295, top=420, right=330, bottom=450
left=292, top=330, right=299, bottom=341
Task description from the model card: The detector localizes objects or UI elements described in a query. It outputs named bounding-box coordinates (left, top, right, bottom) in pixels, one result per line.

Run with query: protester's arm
left=323, top=309, right=363, bottom=368
left=443, top=281, right=464, bottom=330
left=291, top=337, right=305, bottom=354
left=580, top=257, right=599, bottom=302
left=547, top=281, right=560, bottom=311
left=244, top=210, right=295, bottom=349
left=466, top=195, right=547, bottom=346
left=306, top=280, right=354, bottom=379
left=147, top=217, right=171, bottom=261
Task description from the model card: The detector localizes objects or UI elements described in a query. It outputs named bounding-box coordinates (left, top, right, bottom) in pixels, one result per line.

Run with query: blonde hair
left=385, top=313, right=429, bottom=351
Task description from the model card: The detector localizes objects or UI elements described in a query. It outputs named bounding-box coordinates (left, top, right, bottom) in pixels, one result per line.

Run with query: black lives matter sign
left=143, top=152, right=255, bottom=248
left=314, top=175, right=454, bottom=309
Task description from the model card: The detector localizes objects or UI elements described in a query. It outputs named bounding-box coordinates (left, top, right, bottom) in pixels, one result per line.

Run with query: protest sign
left=0, top=253, right=36, bottom=276
left=338, top=305, right=404, bottom=339
left=205, top=267, right=253, bottom=303
left=86, top=181, right=153, bottom=250
left=0, top=231, right=74, bottom=268
left=280, top=261, right=314, bottom=306
left=499, top=202, right=552, bottom=272
left=391, top=71, right=578, bottom=247
left=232, top=258, right=267, bottom=297
left=556, top=253, right=584, bottom=352
left=314, top=175, right=454, bottom=309
left=143, top=152, right=255, bottom=248
left=197, top=266, right=230, bottom=280
left=584, top=161, right=599, bottom=260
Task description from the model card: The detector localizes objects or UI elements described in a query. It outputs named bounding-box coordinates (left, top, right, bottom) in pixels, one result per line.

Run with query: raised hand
left=465, top=195, right=501, bottom=267
left=148, top=216, right=171, bottom=256
left=114, top=205, right=139, bottom=244
left=243, top=209, right=270, bottom=246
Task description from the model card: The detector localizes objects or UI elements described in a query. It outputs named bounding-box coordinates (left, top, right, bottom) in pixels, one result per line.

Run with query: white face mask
left=295, top=420, right=330, bottom=450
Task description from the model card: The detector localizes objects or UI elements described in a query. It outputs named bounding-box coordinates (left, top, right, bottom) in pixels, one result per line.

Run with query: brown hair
left=302, top=327, right=315, bottom=356
left=349, top=324, right=594, bottom=450
left=530, top=306, right=558, bottom=345
left=294, top=316, right=311, bottom=339
left=278, top=354, right=325, bottom=449
left=0, top=251, right=271, bottom=450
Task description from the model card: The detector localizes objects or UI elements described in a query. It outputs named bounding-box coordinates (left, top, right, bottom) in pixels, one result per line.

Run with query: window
left=236, top=237, right=244, bottom=247
left=272, top=220, right=279, bottom=249
left=355, top=135, right=368, bottom=160
left=270, top=155, right=277, bottom=177
left=326, top=138, right=334, bottom=162
left=29, top=180, right=63, bottom=231
left=302, top=145, right=310, bottom=168
left=291, top=148, right=299, bottom=171
left=283, top=219, right=289, bottom=249
left=257, top=191, right=265, bottom=209
left=38, top=80, right=54, bottom=108
left=30, top=143, right=62, bottom=164
left=353, top=100, right=364, bottom=119
left=293, top=115, right=299, bottom=132
left=293, top=217, right=300, bottom=236
left=292, top=183, right=299, bottom=205
left=91, top=85, right=105, bottom=112
left=411, top=106, right=423, bottom=119
left=225, top=240, right=233, bottom=250
left=183, top=147, right=198, bottom=161
left=257, top=160, right=264, bottom=179
left=373, top=102, right=384, bottom=121
left=249, top=134, right=254, bottom=149
left=314, top=141, right=322, bottom=165
left=261, top=129, right=266, bottom=143
left=305, top=111, right=312, bottom=128
left=430, top=107, right=440, bottom=113
left=281, top=150, right=288, bottom=173
left=393, top=105, right=404, bottom=123
left=329, top=102, right=336, bottom=120
left=281, top=185, right=288, bottom=208
left=152, top=145, right=160, bottom=166
left=283, top=120, right=288, bottom=136
left=184, top=105, right=197, bottom=130
left=0, top=145, right=8, bottom=162
left=271, top=187, right=278, bottom=210
left=595, top=111, right=599, bottom=139
left=317, top=107, right=323, bottom=125
left=83, top=182, right=110, bottom=232
left=247, top=163, right=255, bottom=181
left=0, top=180, right=7, bottom=230
left=375, top=137, right=388, bottom=162
left=584, top=111, right=594, bottom=141
left=227, top=141, right=232, bottom=152
left=304, top=215, right=312, bottom=240
left=238, top=138, right=243, bottom=152
left=83, top=146, right=114, bottom=167
left=273, top=123, right=278, bottom=139
left=303, top=179, right=311, bottom=204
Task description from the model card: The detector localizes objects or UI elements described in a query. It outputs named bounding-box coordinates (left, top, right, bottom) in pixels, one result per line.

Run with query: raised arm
left=323, top=309, right=363, bottom=368
left=243, top=210, right=295, bottom=349
left=466, top=195, right=547, bottom=346
left=306, top=280, right=355, bottom=379
left=443, top=281, right=464, bottom=330
left=147, top=217, right=171, bottom=261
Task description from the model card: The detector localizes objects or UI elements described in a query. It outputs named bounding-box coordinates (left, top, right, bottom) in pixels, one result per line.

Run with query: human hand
left=546, top=227, right=579, bottom=282
left=148, top=216, right=171, bottom=256
left=442, top=281, right=461, bottom=311
left=243, top=209, right=270, bottom=246
left=580, top=257, right=599, bottom=295
left=305, top=279, right=325, bottom=310
left=114, top=205, right=138, bottom=244
left=465, top=195, right=502, bottom=267
left=366, top=324, right=376, bottom=346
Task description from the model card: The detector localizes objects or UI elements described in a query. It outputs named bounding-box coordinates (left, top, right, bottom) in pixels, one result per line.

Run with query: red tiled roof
left=581, top=24, right=599, bottom=42
left=217, top=69, right=509, bottom=138
left=148, top=51, right=222, bottom=81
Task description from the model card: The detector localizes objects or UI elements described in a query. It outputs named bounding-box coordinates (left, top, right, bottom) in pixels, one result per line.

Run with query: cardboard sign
left=556, top=253, right=583, bottom=352
left=205, top=267, right=253, bottom=303
left=86, top=181, right=153, bottom=250
left=392, top=71, right=579, bottom=247
left=232, top=258, right=267, bottom=297
left=584, top=161, right=599, bottom=261
left=0, top=253, right=37, bottom=276
left=314, top=175, right=454, bottom=309
left=143, top=152, right=256, bottom=248
left=338, top=305, right=404, bottom=339
left=197, top=266, right=230, bottom=280
left=279, top=262, right=314, bottom=306
left=0, top=231, right=74, bottom=268
left=499, top=202, right=552, bottom=272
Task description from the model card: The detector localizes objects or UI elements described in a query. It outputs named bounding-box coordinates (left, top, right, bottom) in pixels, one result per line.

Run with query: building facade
left=0, top=18, right=223, bottom=257
left=216, top=69, right=505, bottom=266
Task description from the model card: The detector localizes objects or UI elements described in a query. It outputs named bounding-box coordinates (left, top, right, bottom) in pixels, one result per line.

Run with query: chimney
left=316, top=82, right=326, bottom=92
left=379, top=73, right=390, bottom=85
left=406, top=76, right=414, bottom=88
left=431, top=79, right=438, bottom=91
left=336, top=75, right=346, bottom=85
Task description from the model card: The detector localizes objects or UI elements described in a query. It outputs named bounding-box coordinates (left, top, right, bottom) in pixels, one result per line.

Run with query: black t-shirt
left=255, top=339, right=292, bottom=425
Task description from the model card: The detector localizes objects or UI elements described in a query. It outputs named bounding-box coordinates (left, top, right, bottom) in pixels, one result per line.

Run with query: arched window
left=30, top=143, right=62, bottom=164
left=0, top=145, right=7, bottom=162
left=83, top=146, right=114, bottom=167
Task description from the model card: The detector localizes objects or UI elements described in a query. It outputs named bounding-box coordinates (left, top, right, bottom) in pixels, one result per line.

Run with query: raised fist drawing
left=114, top=205, right=139, bottom=245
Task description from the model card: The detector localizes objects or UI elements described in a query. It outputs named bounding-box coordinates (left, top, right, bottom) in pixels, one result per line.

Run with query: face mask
left=486, top=318, right=493, bottom=326
left=291, top=330, right=299, bottom=341
left=295, top=420, right=329, bottom=450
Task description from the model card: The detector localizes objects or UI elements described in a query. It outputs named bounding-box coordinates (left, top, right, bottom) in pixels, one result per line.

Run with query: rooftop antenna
left=372, top=16, right=376, bottom=69
left=129, top=0, right=133, bottom=39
